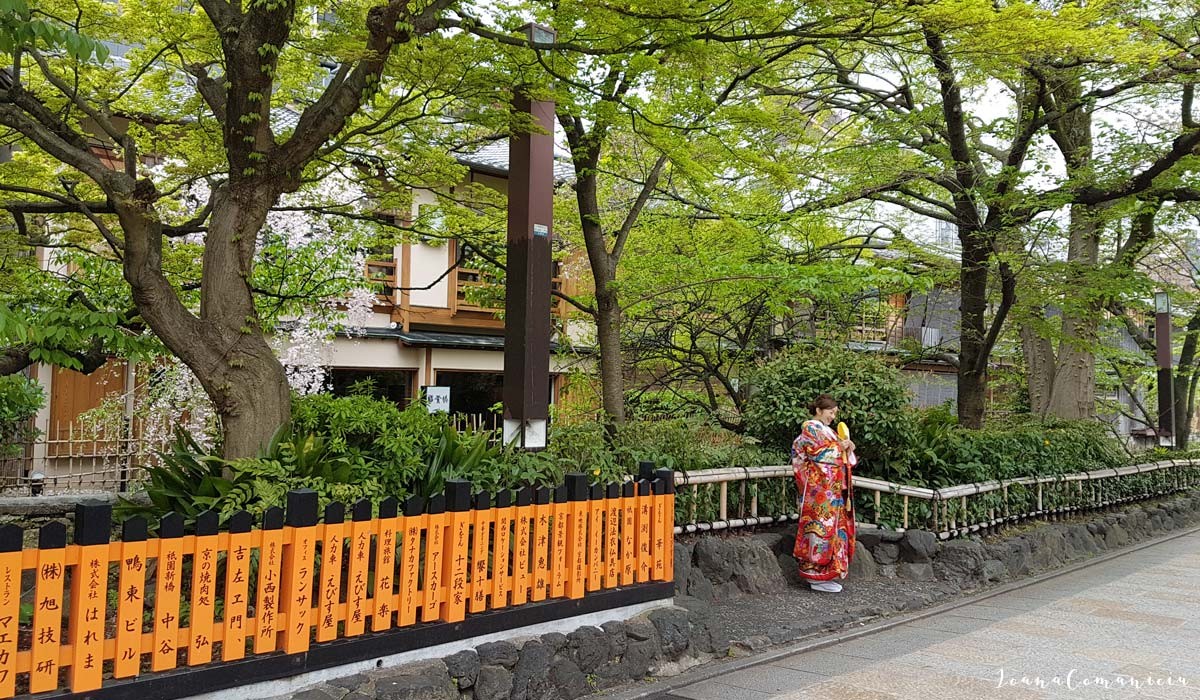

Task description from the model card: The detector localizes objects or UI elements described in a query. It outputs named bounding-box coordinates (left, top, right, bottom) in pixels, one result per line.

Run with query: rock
left=779, top=524, right=798, bottom=548
left=1031, top=527, right=1072, bottom=570
left=647, top=607, right=690, bottom=659
left=751, top=532, right=785, bottom=553
left=620, top=639, right=658, bottom=679
left=444, top=651, right=479, bottom=689
left=291, top=689, right=338, bottom=700
left=878, top=564, right=898, bottom=579
left=684, top=567, right=716, bottom=602
left=539, top=633, right=568, bottom=654
left=1063, top=525, right=1100, bottom=560
left=730, top=537, right=787, bottom=594
left=673, top=542, right=694, bottom=594
left=988, top=539, right=1031, bottom=578
left=693, top=537, right=737, bottom=583
left=601, top=621, right=627, bottom=658
left=900, top=530, right=938, bottom=563
left=1104, top=523, right=1130, bottom=549
left=375, top=662, right=456, bottom=700
left=548, top=658, right=589, bottom=700
left=625, top=618, right=657, bottom=643
left=872, top=543, right=900, bottom=565
left=856, top=529, right=884, bottom=551
left=776, top=553, right=804, bottom=586
left=898, top=562, right=936, bottom=581
left=510, top=641, right=555, bottom=700
left=475, top=666, right=513, bottom=700
left=981, top=559, right=1007, bottom=582
left=768, top=625, right=799, bottom=645
left=566, top=626, right=609, bottom=674
left=935, top=539, right=986, bottom=582
left=849, top=548, right=877, bottom=580
left=477, top=641, right=520, bottom=669
left=688, top=615, right=727, bottom=656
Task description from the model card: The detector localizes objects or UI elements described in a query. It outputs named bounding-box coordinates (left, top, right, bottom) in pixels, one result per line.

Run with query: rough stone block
left=647, top=607, right=690, bottom=659
left=548, top=658, right=589, bottom=700
left=477, top=641, right=520, bottom=669
left=566, top=626, right=609, bottom=674
left=849, top=547, right=877, bottom=580
left=872, top=542, right=900, bottom=565
left=444, top=650, right=479, bottom=689
left=475, top=666, right=513, bottom=700
left=900, top=530, right=937, bottom=563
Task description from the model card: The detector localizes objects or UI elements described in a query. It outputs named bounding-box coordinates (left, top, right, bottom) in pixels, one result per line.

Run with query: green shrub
left=118, top=426, right=386, bottom=525
left=743, top=346, right=914, bottom=480
left=0, top=374, right=44, bottom=457
left=907, top=406, right=1126, bottom=486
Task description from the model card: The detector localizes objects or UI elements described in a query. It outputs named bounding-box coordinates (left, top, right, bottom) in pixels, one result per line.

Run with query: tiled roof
left=455, top=140, right=575, bottom=182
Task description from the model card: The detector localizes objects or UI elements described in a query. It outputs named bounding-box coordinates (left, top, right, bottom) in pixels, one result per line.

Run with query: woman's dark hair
left=808, top=394, right=838, bottom=415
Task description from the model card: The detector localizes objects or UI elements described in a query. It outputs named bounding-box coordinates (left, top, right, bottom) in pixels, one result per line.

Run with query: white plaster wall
left=409, top=242, right=451, bottom=308
left=409, top=190, right=451, bottom=308
left=330, top=337, right=421, bottom=369
left=428, top=348, right=586, bottom=375
left=431, top=348, right=503, bottom=373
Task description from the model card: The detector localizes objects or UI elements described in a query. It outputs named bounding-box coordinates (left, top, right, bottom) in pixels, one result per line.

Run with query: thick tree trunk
left=1045, top=207, right=1102, bottom=420
left=1020, top=320, right=1056, bottom=416
left=957, top=226, right=990, bottom=429
left=119, top=182, right=290, bottom=459
left=1041, top=74, right=1100, bottom=422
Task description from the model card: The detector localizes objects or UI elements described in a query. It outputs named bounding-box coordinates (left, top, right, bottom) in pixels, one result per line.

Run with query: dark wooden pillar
left=1155, top=291, right=1174, bottom=447
left=503, top=24, right=556, bottom=449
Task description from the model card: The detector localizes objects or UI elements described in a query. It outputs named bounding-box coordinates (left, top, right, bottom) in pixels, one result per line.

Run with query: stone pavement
left=652, top=529, right=1200, bottom=700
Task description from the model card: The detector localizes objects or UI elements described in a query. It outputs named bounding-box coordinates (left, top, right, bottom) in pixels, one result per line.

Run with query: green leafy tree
left=770, top=0, right=1200, bottom=428
left=744, top=345, right=914, bottom=480
left=0, top=0, right=489, bottom=457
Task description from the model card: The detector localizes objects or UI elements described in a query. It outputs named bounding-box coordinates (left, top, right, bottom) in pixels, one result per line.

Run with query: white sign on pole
left=423, top=386, right=450, bottom=413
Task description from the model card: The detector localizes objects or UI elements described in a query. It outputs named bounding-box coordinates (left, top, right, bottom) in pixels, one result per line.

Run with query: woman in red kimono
left=792, top=394, right=856, bottom=593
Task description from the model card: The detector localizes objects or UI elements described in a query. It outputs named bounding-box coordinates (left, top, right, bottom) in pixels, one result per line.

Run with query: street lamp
left=1154, top=291, right=1174, bottom=447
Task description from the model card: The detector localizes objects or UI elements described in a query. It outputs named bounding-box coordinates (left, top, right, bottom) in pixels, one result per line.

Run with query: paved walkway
left=657, top=530, right=1200, bottom=700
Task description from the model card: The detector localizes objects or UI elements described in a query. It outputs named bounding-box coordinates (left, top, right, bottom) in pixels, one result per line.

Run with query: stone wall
left=674, top=490, right=1200, bottom=597
left=284, top=606, right=727, bottom=700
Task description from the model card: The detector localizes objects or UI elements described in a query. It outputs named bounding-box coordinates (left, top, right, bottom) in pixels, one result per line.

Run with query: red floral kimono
left=792, top=419, right=856, bottom=582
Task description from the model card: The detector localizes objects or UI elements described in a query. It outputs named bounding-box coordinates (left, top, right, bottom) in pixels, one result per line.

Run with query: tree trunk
left=957, top=225, right=990, bottom=429
left=1172, top=309, right=1200, bottom=449
left=1042, top=73, right=1100, bottom=421
left=119, top=182, right=290, bottom=459
left=1045, top=206, right=1102, bottom=420
left=594, top=283, right=626, bottom=426
left=1020, top=319, right=1056, bottom=416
